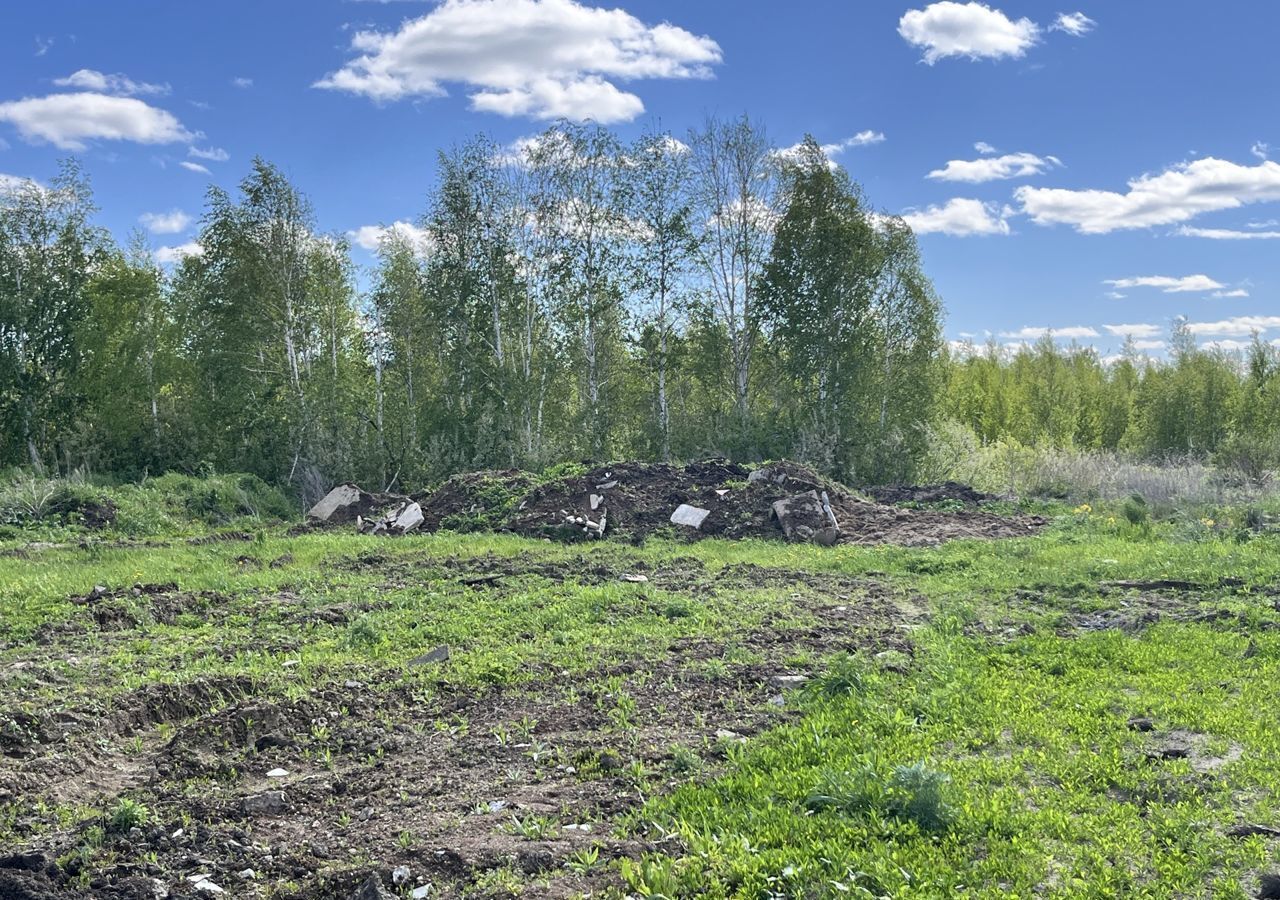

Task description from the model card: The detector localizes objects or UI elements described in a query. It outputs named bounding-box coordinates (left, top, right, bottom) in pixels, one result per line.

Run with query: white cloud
left=139, top=209, right=192, bottom=234
left=180, top=160, right=211, bottom=175
left=1104, top=291, right=1126, bottom=299
left=1131, top=339, right=1165, bottom=351
left=315, top=0, right=722, bottom=124
left=974, top=141, right=997, bottom=154
left=348, top=220, right=434, bottom=257
left=898, top=2, right=1039, bottom=64
left=53, top=69, right=169, bottom=97
left=775, top=131, right=886, bottom=168
left=1049, top=12, right=1095, bottom=36
left=928, top=151, right=1060, bottom=183
left=1177, top=225, right=1280, bottom=240
left=1016, top=157, right=1280, bottom=234
left=1252, top=141, right=1269, bottom=161
left=0, top=173, right=42, bottom=194
left=1185, top=315, right=1280, bottom=336
left=901, top=198, right=1011, bottom=236
left=188, top=146, right=229, bottom=162
left=154, top=241, right=203, bottom=265
left=232, top=77, right=254, bottom=89
left=1103, top=274, right=1223, bottom=293
left=1211, top=288, right=1250, bottom=298
left=999, top=325, right=1099, bottom=340
left=1103, top=323, right=1162, bottom=338
left=0, top=92, right=194, bottom=151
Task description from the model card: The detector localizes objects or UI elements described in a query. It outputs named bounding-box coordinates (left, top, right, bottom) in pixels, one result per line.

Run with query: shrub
left=107, top=798, right=149, bottom=832
left=806, top=760, right=955, bottom=832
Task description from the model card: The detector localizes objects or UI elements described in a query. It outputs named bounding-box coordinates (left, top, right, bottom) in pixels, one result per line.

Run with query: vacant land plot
left=1, top=504, right=1279, bottom=899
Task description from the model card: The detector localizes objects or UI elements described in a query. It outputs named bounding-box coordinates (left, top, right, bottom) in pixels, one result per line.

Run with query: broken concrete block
left=242, top=791, right=288, bottom=816
left=670, top=504, right=711, bottom=529
left=409, top=644, right=450, bottom=666
left=307, top=483, right=376, bottom=524
left=771, top=491, right=841, bottom=543
left=390, top=501, right=424, bottom=534
left=590, top=494, right=603, bottom=510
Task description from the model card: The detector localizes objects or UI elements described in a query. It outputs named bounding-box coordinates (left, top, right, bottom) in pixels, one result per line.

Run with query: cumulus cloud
left=1016, top=157, right=1280, bottom=234
left=139, top=209, right=192, bottom=234
left=348, top=221, right=434, bottom=257
left=928, top=151, right=1061, bottom=183
left=1000, top=325, right=1099, bottom=340
left=188, top=146, right=229, bottom=162
left=53, top=69, right=169, bottom=97
left=315, top=0, right=722, bottom=123
left=154, top=241, right=203, bottom=265
left=974, top=141, right=997, bottom=154
left=180, top=160, right=211, bottom=174
left=775, top=131, right=886, bottom=168
left=1184, top=315, right=1280, bottom=336
left=1103, top=274, right=1223, bottom=293
left=898, top=2, right=1039, bottom=64
left=1252, top=141, right=1269, bottom=161
left=901, top=198, right=1011, bottom=236
left=1103, top=323, right=1162, bottom=338
left=1049, top=12, right=1095, bottom=36
left=0, top=92, right=194, bottom=150
left=1176, top=225, right=1280, bottom=240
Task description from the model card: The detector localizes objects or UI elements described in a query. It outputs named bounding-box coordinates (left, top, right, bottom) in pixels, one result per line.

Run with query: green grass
left=1, top=496, right=1278, bottom=897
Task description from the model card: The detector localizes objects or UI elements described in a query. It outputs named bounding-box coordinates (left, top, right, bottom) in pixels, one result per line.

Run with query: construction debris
left=670, top=504, right=711, bottom=530
left=309, top=458, right=1044, bottom=548
left=307, top=483, right=379, bottom=524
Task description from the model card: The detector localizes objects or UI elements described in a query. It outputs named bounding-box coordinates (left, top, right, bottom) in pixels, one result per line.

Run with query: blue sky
left=3, top=0, right=1278, bottom=358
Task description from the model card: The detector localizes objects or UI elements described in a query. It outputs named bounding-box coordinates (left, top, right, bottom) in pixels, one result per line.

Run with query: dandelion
left=1201, top=518, right=1215, bottom=528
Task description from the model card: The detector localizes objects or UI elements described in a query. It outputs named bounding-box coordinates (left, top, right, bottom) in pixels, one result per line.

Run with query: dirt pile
left=311, top=460, right=1043, bottom=548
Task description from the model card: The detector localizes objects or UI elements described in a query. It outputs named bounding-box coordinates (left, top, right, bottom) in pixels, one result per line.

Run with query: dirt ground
left=0, top=552, right=918, bottom=900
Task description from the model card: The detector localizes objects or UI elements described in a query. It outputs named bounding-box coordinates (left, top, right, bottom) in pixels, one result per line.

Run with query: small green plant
left=565, top=844, right=600, bottom=875
left=1122, top=493, right=1149, bottom=526
left=805, top=760, right=955, bottom=832
left=815, top=653, right=867, bottom=696
left=107, top=798, right=149, bottom=832
left=505, top=814, right=558, bottom=840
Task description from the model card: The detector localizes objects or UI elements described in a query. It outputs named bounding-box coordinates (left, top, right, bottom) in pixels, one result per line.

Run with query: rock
left=1127, top=716, right=1155, bottom=732
left=670, top=504, right=711, bottom=529
left=767, top=694, right=786, bottom=708
left=620, top=573, right=648, bottom=583
left=590, top=494, right=603, bottom=510
left=1260, top=873, right=1280, bottom=899
left=771, top=491, right=841, bottom=543
left=350, top=874, right=395, bottom=900
left=189, top=874, right=225, bottom=895
left=392, top=865, right=411, bottom=885
left=307, top=484, right=377, bottom=524
left=389, top=501, right=424, bottom=535
left=1145, top=743, right=1191, bottom=761
left=597, top=750, right=623, bottom=771
left=715, top=729, right=744, bottom=742
left=266, top=768, right=289, bottom=778
left=409, top=644, right=450, bottom=666
left=596, top=480, right=619, bottom=490
left=770, top=674, right=809, bottom=689
left=242, top=791, right=288, bottom=816
left=238, top=869, right=257, bottom=881
left=411, top=886, right=432, bottom=900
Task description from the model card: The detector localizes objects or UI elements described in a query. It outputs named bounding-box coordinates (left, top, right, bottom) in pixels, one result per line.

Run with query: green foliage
left=107, top=798, right=149, bottom=832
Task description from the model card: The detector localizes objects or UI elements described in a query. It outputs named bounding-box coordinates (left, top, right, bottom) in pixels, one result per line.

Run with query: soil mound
left=306, top=459, right=1042, bottom=547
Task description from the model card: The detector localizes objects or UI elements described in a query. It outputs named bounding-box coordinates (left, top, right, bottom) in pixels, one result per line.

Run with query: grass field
left=1, top=502, right=1279, bottom=898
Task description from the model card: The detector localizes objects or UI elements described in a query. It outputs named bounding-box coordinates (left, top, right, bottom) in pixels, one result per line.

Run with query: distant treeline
left=1, top=118, right=1276, bottom=497
left=943, top=332, right=1280, bottom=476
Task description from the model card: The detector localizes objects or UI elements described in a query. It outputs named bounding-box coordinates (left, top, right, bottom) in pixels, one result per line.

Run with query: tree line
left=943, top=330, right=1280, bottom=476
left=2, top=117, right=1276, bottom=500
left=0, top=118, right=943, bottom=497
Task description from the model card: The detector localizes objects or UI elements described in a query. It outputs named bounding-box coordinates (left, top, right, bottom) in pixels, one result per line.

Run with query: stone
left=238, top=869, right=257, bottom=881
left=189, top=875, right=224, bottom=895
left=715, top=729, right=744, bottom=742
left=350, top=874, right=395, bottom=900
left=596, top=480, right=619, bottom=490
left=590, top=494, right=603, bottom=510
left=1126, top=716, right=1155, bottom=732
left=670, top=504, right=711, bottom=529
left=409, top=644, right=450, bottom=667
left=266, top=768, right=289, bottom=778
left=307, top=484, right=376, bottom=524
left=771, top=491, right=841, bottom=544
left=390, top=501, right=424, bottom=535
left=770, top=674, right=809, bottom=689
left=411, top=886, right=432, bottom=900
left=242, top=791, right=288, bottom=816
left=392, top=865, right=411, bottom=885
left=620, top=573, right=648, bottom=583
